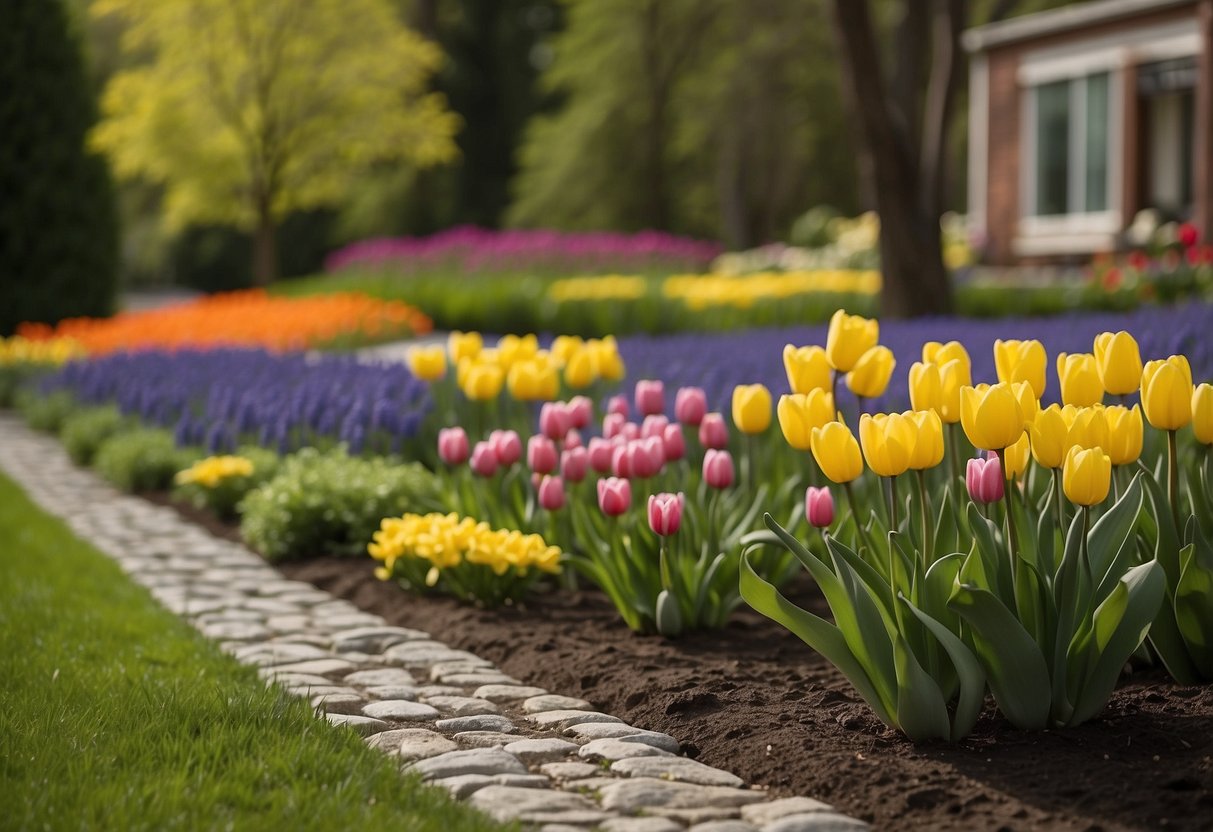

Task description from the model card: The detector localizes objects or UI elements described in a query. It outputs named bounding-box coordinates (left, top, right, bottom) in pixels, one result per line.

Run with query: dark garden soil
left=149, top=494, right=1213, bottom=832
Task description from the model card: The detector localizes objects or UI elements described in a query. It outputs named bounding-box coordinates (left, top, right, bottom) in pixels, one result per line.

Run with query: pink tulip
left=699, top=412, right=728, bottom=449
left=603, top=412, right=628, bottom=440
left=621, top=421, right=641, bottom=441
left=703, top=449, right=735, bottom=489
left=611, top=443, right=636, bottom=478
left=490, top=429, right=522, bottom=466
left=607, top=395, right=630, bottom=418
left=568, top=396, right=593, bottom=429
left=561, top=447, right=589, bottom=482
left=662, top=423, right=686, bottom=462
left=470, top=441, right=499, bottom=477
left=597, top=477, right=632, bottom=516
left=648, top=492, right=685, bottom=536
left=587, top=437, right=614, bottom=473
left=539, top=402, right=572, bottom=440
left=636, top=436, right=665, bottom=478
left=675, top=387, right=708, bottom=426
left=564, top=429, right=583, bottom=449
left=527, top=435, right=558, bottom=474
left=966, top=456, right=1004, bottom=504
left=538, top=475, right=566, bottom=511
left=642, top=414, right=670, bottom=439
left=635, top=380, right=665, bottom=417
left=805, top=486, right=835, bottom=529
left=437, top=427, right=469, bottom=466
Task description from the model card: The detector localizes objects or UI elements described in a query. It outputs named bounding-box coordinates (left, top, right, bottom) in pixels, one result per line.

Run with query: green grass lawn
left=0, top=471, right=511, bottom=832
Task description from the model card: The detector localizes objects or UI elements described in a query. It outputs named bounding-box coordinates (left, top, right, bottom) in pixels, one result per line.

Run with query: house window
left=1031, top=71, right=1110, bottom=216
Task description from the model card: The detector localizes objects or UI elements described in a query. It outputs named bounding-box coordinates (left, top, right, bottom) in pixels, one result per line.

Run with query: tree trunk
left=252, top=201, right=278, bottom=286
left=830, top=0, right=955, bottom=319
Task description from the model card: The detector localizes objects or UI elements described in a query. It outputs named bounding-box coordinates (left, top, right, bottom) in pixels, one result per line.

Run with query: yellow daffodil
left=994, top=339, right=1047, bottom=398
left=1141, top=355, right=1193, bottom=431
left=960, top=383, right=1025, bottom=450
left=846, top=346, right=896, bottom=399
left=1056, top=353, right=1104, bottom=407
left=777, top=390, right=835, bottom=450
left=1093, top=331, right=1142, bottom=396
left=783, top=344, right=831, bottom=394
left=732, top=384, right=772, bottom=434
left=811, top=421, right=864, bottom=484
left=1063, top=446, right=1112, bottom=506
left=174, top=455, right=254, bottom=488
left=825, top=309, right=879, bottom=373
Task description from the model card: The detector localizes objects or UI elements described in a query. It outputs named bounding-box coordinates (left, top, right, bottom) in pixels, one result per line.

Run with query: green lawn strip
left=0, top=471, right=512, bottom=832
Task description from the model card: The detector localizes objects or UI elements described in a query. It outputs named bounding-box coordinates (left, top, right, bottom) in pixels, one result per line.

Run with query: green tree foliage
left=507, top=0, right=858, bottom=246
left=91, top=0, right=460, bottom=283
left=0, top=0, right=119, bottom=334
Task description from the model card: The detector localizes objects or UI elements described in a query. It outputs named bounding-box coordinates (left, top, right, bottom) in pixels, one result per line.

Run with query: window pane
left=1085, top=72, right=1109, bottom=212
left=1036, top=80, right=1070, bottom=215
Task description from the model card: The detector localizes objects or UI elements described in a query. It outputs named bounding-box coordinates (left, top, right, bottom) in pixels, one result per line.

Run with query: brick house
left=964, top=0, right=1212, bottom=264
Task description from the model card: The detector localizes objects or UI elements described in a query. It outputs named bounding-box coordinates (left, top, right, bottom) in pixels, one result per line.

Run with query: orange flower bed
left=17, top=290, right=432, bottom=355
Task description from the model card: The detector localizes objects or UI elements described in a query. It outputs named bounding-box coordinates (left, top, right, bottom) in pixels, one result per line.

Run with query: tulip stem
left=947, top=422, right=962, bottom=503
left=915, top=468, right=932, bottom=562
left=1168, top=429, right=1180, bottom=532
left=831, top=370, right=840, bottom=419
left=888, top=476, right=900, bottom=532
left=1081, top=505, right=1091, bottom=575
left=996, top=448, right=1020, bottom=562
left=843, top=481, right=876, bottom=556
left=1052, top=467, right=1067, bottom=536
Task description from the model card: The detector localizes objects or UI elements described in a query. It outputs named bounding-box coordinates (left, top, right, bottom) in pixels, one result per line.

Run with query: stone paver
left=0, top=415, right=869, bottom=832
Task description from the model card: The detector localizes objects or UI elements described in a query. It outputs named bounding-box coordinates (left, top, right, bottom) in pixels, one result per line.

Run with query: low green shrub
left=172, top=447, right=280, bottom=521
left=93, top=428, right=198, bottom=493
left=240, top=447, right=441, bottom=562
left=17, top=389, right=77, bottom=433
left=60, top=405, right=130, bottom=465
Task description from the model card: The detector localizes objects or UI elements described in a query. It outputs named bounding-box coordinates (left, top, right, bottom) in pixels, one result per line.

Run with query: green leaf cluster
left=93, top=427, right=199, bottom=492
left=60, top=404, right=132, bottom=465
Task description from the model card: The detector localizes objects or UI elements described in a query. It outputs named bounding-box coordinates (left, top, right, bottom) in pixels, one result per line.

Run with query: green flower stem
left=842, top=479, right=876, bottom=556
left=996, top=447, right=1020, bottom=563
left=831, top=369, right=841, bottom=419
left=1052, top=466, right=1067, bottom=533
left=915, top=468, right=932, bottom=563
left=946, top=422, right=962, bottom=504
left=1168, top=429, right=1180, bottom=532
left=1081, top=504, right=1091, bottom=575
left=888, top=475, right=900, bottom=531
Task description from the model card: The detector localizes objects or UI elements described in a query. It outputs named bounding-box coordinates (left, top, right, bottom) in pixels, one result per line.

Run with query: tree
left=0, top=0, right=119, bottom=334
left=92, top=0, right=459, bottom=284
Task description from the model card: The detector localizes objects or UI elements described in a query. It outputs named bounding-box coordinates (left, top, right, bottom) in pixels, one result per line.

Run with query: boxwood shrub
left=93, top=428, right=198, bottom=493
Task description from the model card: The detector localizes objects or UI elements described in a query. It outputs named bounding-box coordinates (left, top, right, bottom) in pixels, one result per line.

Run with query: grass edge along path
left=0, top=470, right=513, bottom=832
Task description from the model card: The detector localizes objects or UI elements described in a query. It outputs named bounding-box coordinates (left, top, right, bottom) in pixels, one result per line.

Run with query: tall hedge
left=0, top=0, right=119, bottom=335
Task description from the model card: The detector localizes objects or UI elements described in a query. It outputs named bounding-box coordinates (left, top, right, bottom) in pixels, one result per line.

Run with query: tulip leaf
left=949, top=583, right=1051, bottom=730
left=933, top=484, right=959, bottom=557
left=739, top=552, right=896, bottom=727
left=694, top=552, right=728, bottom=623
left=892, top=632, right=952, bottom=742
left=1070, top=560, right=1165, bottom=725
left=921, top=553, right=964, bottom=630
left=1086, top=473, right=1143, bottom=586
left=965, top=503, right=1006, bottom=601
left=1175, top=543, right=1213, bottom=679
left=900, top=592, right=985, bottom=741
left=1138, top=460, right=1183, bottom=586
left=825, top=534, right=895, bottom=620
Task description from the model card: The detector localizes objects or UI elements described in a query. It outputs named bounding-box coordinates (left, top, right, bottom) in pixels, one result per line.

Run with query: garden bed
left=148, top=492, right=1213, bottom=832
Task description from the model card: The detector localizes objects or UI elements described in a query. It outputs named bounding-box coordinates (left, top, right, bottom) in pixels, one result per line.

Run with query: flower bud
left=538, top=475, right=566, bottom=511
left=527, top=435, right=558, bottom=474
left=489, top=429, right=522, bottom=466
left=635, top=379, right=665, bottom=417
left=805, top=486, right=835, bottom=529
left=597, top=477, right=632, bottom=516
left=647, top=492, right=685, bottom=536
left=699, top=412, right=729, bottom=449
left=561, top=447, right=589, bottom=482
left=702, top=449, right=735, bottom=489
left=732, top=384, right=772, bottom=434
left=470, top=441, right=499, bottom=477
left=437, top=427, right=469, bottom=466
left=674, top=387, right=708, bottom=426
left=965, top=455, right=1003, bottom=504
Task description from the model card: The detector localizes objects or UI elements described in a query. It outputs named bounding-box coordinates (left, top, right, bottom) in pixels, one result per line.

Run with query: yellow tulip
left=1056, top=353, right=1104, bottom=407
left=551, top=335, right=584, bottom=365
left=1003, top=432, right=1031, bottom=480
left=1029, top=404, right=1069, bottom=469
left=922, top=340, right=972, bottom=377
left=811, top=421, right=864, bottom=484
left=908, top=361, right=941, bottom=414
left=497, top=333, right=540, bottom=367
left=1093, top=331, right=1142, bottom=396
left=783, top=344, right=831, bottom=394
left=1011, top=381, right=1040, bottom=427
left=1194, top=384, right=1213, bottom=445
left=447, top=331, right=483, bottom=364
left=994, top=339, right=1047, bottom=398
left=846, top=345, right=895, bottom=399
left=506, top=358, right=558, bottom=401
left=777, top=391, right=835, bottom=450
left=563, top=348, right=597, bottom=389
left=937, top=358, right=970, bottom=424
left=1141, top=355, right=1193, bottom=431
left=908, top=409, right=944, bottom=470
left=591, top=336, right=627, bottom=382
left=732, top=384, right=772, bottom=434
left=859, top=412, right=914, bottom=478
left=406, top=345, right=447, bottom=381
left=825, top=309, right=879, bottom=372
left=960, top=383, right=1025, bottom=450
left=460, top=362, right=504, bottom=400
left=1067, top=405, right=1109, bottom=452
left=1063, top=446, right=1112, bottom=506
left=1105, top=405, right=1143, bottom=465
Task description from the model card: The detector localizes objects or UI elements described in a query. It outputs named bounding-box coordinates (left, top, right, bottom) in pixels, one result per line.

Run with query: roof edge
left=962, top=0, right=1197, bottom=53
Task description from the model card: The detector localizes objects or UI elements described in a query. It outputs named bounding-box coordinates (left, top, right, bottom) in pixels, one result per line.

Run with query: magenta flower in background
left=567, top=396, right=593, bottom=429
left=674, top=387, right=707, bottom=426
left=561, top=446, right=589, bottom=482
left=597, top=477, right=632, bottom=516
left=587, top=437, right=614, bottom=473
left=539, top=402, right=572, bottom=440
left=703, top=449, right=735, bottom=489
left=648, top=492, right=685, bottom=536
left=805, top=486, right=835, bottom=529
left=642, top=414, right=669, bottom=439
left=966, top=455, right=1004, bottom=504
left=538, top=475, right=566, bottom=511
left=527, top=434, right=558, bottom=474
left=662, top=424, right=686, bottom=462
left=470, top=441, right=499, bottom=477
left=606, top=395, right=630, bottom=418
left=490, top=429, right=522, bottom=466
left=635, top=379, right=665, bottom=417
left=437, top=427, right=469, bottom=466
left=699, top=413, right=728, bottom=449
left=603, top=413, right=627, bottom=440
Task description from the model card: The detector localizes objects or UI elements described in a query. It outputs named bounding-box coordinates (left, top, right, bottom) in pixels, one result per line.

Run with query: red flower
left=1177, top=222, right=1199, bottom=249
left=1101, top=267, right=1123, bottom=292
